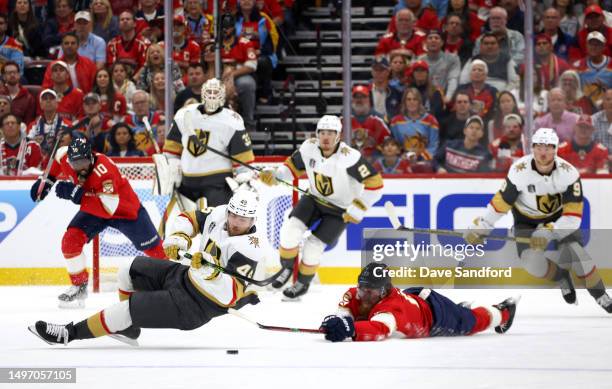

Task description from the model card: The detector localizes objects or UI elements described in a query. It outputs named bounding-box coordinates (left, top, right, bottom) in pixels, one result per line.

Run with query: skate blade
left=108, top=334, right=139, bottom=347
left=27, top=325, right=64, bottom=346
left=281, top=295, right=302, bottom=302
left=58, top=299, right=86, bottom=309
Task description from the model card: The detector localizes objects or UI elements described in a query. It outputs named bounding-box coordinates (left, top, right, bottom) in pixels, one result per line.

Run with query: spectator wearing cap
left=375, top=9, right=425, bottom=60
left=418, top=29, right=461, bottom=102
left=0, top=61, right=35, bottom=124
left=473, top=7, right=525, bottom=65
left=558, top=114, right=610, bottom=174
left=42, top=0, right=76, bottom=54
left=593, top=89, right=612, bottom=156
left=436, top=115, right=492, bottom=173
left=135, top=0, right=165, bottom=43
left=390, top=87, right=439, bottom=163
left=39, top=60, right=85, bottom=120
left=0, top=114, right=42, bottom=176
left=369, top=57, right=403, bottom=123
left=107, top=11, right=150, bottom=73
left=61, top=10, right=107, bottom=70
left=442, top=12, right=475, bottom=66
left=538, top=7, right=576, bottom=61
left=557, top=70, right=596, bottom=116
left=461, top=32, right=520, bottom=92
left=106, top=122, right=145, bottom=157
left=572, top=5, right=612, bottom=62
left=531, top=33, right=571, bottom=91
left=43, top=32, right=98, bottom=94
left=123, top=89, right=163, bottom=155
left=533, top=87, right=579, bottom=142
left=387, top=0, right=440, bottom=33
left=90, top=0, right=120, bottom=43
left=183, top=0, right=213, bottom=47
left=73, top=92, right=112, bottom=152
left=7, top=0, right=46, bottom=59
left=348, top=85, right=391, bottom=160
left=372, top=137, right=412, bottom=175
left=408, top=60, right=445, bottom=121
left=486, top=90, right=520, bottom=142
left=27, top=89, right=73, bottom=159
left=456, top=60, right=499, bottom=121
left=573, top=31, right=612, bottom=107
left=440, top=91, right=472, bottom=143
left=489, top=113, right=524, bottom=172
left=165, top=15, right=201, bottom=74
left=0, top=14, right=24, bottom=76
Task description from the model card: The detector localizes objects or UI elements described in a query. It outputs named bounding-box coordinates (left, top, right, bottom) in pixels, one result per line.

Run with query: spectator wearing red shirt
left=372, top=137, right=412, bottom=174
left=442, top=12, right=475, bottom=66
left=572, top=5, right=612, bottom=62
left=41, top=0, right=75, bottom=55
left=348, top=85, right=391, bottom=160
left=558, top=114, right=609, bottom=174
left=43, top=32, right=98, bottom=94
left=0, top=114, right=42, bottom=176
left=39, top=61, right=85, bottom=121
left=489, top=113, right=524, bottom=172
left=168, top=15, right=201, bottom=73
left=93, top=68, right=128, bottom=122
left=387, top=1, right=440, bottom=33
left=533, top=33, right=571, bottom=91
left=107, top=11, right=150, bottom=74
left=375, top=9, right=425, bottom=60
left=0, top=61, right=35, bottom=124
left=456, top=59, right=498, bottom=122
left=27, top=89, right=73, bottom=160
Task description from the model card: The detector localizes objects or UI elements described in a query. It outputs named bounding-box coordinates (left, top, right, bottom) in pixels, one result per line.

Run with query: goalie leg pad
left=520, top=249, right=549, bottom=278
left=152, top=154, right=175, bottom=196
left=301, top=234, right=326, bottom=267
left=103, top=300, right=133, bottom=333
left=280, top=217, right=308, bottom=249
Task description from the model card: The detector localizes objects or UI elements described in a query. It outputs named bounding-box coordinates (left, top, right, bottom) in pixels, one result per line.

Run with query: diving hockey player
left=259, top=115, right=384, bottom=299
left=464, top=128, right=612, bottom=312
left=28, top=190, right=266, bottom=346
left=162, top=78, right=255, bottom=211
left=320, top=262, right=519, bottom=342
left=29, top=137, right=166, bottom=308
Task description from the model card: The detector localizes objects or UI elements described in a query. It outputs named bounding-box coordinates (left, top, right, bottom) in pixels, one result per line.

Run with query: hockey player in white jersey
left=464, top=128, right=612, bottom=312
left=259, top=115, right=384, bottom=299
left=162, top=78, right=255, bottom=210
left=28, top=190, right=268, bottom=346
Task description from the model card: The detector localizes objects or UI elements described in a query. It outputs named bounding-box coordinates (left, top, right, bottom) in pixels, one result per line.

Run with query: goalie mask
left=316, top=115, right=342, bottom=146
left=201, top=78, right=226, bottom=114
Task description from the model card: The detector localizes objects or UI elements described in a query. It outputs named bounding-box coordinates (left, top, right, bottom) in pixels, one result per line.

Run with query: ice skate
left=493, top=296, right=520, bottom=334
left=28, top=321, right=74, bottom=345
left=109, top=326, right=141, bottom=346
left=282, top=281, right=309, bottom=301
left=558, top=270, right=577, bottom=305
left=58, top=282, right=88, bottom=309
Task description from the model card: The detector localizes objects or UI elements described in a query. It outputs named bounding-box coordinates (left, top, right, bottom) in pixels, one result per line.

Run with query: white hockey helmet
left=316, top=115, right=342, bottom=144
left=227, top=190, right=259, bottom=219
left=531, top=128, right=559, bottom=150
left=201, top=78, right=226, bottom=114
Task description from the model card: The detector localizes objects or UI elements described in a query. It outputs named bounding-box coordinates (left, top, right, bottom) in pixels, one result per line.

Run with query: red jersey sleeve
left=25, top=141, right=43, bottom=170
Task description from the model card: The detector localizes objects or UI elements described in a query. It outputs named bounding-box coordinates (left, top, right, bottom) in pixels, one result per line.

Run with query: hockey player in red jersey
left=320, top=263, right=519, bottom=342
left=29, top=137, right=166, bottom=308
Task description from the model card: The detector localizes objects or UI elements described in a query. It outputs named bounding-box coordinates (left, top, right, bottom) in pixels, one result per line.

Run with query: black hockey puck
left=226, top=349, right=239, bottom=354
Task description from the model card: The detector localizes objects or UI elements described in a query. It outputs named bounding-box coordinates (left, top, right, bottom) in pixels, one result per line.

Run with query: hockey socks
left=544, top=260, right=576, bottom=304
left=272, top=247, right=298, bottom=289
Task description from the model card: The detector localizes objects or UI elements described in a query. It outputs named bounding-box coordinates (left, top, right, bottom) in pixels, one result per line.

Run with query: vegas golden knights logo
left=203, top=239, right=221, bottom=262
left=536, top=194, right=562, bottom=214
left=187, top=129, right=210, bottom=157
left=314, top=172, right=334, bottom=196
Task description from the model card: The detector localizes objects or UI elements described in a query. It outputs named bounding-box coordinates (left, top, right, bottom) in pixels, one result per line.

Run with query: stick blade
left=384, top=201, right=402, bottom=229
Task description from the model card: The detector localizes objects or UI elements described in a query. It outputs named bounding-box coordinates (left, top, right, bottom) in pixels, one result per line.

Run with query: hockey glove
left=320, top=315, right=355, bottom=342
left=55, top=181, right=84, bottom=204
left=258, top=169, right=278, bottom=186
left=530, top=223, right=554, bottom=251
left=163, top=233, right=192, bottom=260
left=342, top=199, right=367, bottom=224
left=190, top=251, right=220, bottom=280
left=463, top=217, right=494, bottom=245
left=30, top=176, right=56, bottom=202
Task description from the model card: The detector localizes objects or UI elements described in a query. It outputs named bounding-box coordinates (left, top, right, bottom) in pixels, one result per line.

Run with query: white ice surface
left=1, top=285, right=611, bottom=389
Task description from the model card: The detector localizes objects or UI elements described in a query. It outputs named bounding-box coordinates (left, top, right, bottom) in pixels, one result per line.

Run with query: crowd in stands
left=351, top=0, right=612, bottom=175
left=0, top=0, right=293, bottom=175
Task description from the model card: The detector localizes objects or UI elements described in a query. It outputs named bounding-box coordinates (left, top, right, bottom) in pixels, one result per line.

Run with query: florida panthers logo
left=187, top=129, right=210, bottom=157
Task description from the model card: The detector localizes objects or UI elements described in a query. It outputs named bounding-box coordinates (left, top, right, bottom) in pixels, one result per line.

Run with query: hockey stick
left=184, top=111, right=345, bottom=212
left=383, top=201, right=530, bottom=244
left=177, top=251, right=284, bottom=287
left=227, top=308, right=325, bottom=334
left=142, top=116, right=163, bottom=196
left=35, top=133, right=63, bottom=202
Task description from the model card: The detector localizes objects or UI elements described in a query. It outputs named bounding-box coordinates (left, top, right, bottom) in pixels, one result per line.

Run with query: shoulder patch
left=306, top=138, right=317, bottom=144
left=248, top=235, right=260, bottom=248
left=55, top=146, right=68, bottom=163
left=514, top=161, right=527, bottom=172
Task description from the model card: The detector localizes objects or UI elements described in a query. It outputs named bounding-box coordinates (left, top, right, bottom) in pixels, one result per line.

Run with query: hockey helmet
left=316, top=115, right=342, bottom=144
left=201, top=78, right=226, bottom=114
left=227, top=190, right=259, bottom=219
left=358, top=262, right=392, bottom=291
left=531, top=128, right=559, bottom=149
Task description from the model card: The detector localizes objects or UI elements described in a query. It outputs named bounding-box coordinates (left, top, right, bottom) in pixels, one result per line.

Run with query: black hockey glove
left=320, top=315, right=355, bottom=342
left=55, top=181, right=84, bottom=204
left=30, top=177, right=56, bottom=202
